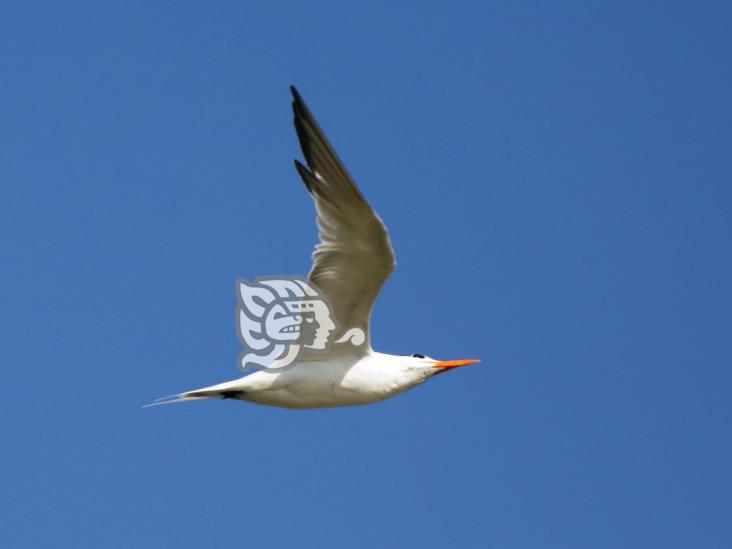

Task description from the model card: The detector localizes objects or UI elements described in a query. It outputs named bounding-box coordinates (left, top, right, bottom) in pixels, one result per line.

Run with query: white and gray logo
left=236, top=276, right=364, bottom=372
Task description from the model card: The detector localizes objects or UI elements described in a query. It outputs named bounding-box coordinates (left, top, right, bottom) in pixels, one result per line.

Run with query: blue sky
left=2, top=1, right=731, bottom=547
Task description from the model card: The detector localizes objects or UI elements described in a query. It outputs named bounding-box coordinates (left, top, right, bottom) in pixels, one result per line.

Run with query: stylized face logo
left=236, top=277, right=342, bottom=372
left=263, top=298, right=336, bottom=349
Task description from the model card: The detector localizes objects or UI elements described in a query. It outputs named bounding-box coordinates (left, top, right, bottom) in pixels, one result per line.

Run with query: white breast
left=235, top=353, right=429, bottom=409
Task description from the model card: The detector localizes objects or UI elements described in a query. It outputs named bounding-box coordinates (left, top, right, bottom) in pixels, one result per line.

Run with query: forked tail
left=142, top=393, right=212, bottom=408
left=144, top=380, right=247, bottom=408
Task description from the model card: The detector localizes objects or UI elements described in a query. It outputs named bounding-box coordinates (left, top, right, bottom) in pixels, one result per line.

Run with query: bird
left=148, top=86, right=479, bottom=409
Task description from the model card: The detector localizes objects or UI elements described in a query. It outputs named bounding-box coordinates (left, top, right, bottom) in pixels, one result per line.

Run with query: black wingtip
left=290, top=85, right=301, bottom=101
left=293, top=159, right=314, bottom=192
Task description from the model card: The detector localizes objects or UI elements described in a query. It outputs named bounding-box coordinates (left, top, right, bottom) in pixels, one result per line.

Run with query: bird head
left=404, top=353, right=480, bottom=375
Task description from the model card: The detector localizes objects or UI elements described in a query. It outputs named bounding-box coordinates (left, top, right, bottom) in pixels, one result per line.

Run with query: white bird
left=150, top=86, right=479, bottom=409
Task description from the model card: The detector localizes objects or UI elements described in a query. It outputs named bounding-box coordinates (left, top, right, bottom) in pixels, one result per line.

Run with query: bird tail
left=144, top=380, right=246, bottom=408
left=142, top=393, right=210, bottom=408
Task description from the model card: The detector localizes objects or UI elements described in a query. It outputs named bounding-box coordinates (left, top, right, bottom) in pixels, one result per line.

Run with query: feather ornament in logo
left=236, top=277, right=365, bottom=372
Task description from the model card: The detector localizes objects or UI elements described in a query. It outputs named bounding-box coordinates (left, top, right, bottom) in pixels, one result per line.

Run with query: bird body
left=179, top=353, right=439, bottom=409
left=149, top=87, right=479, bottom=410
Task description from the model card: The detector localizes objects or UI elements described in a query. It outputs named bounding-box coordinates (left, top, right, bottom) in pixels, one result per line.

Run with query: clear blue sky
left=2, top=1, right=730, bottom=547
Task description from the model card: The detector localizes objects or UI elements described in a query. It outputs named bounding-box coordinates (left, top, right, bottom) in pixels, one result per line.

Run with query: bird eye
left=411, top=354, right=425, bottom=359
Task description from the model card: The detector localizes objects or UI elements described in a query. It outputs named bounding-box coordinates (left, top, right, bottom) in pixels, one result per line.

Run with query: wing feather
left=290, top=86, right=395, bottom=352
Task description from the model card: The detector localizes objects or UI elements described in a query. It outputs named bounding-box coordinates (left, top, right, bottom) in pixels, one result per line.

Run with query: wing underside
left=290, top=86, right=395, bottom=353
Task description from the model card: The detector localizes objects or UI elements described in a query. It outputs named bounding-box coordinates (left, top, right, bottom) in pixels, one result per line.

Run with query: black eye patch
left=411, top=353, right=425, bottom=359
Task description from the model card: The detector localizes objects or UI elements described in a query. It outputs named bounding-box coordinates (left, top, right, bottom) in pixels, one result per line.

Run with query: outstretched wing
left=291, top=86, right=395, bottom=353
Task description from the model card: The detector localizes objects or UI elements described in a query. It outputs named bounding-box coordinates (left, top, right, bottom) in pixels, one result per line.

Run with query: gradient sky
left=2, top=2, right=731, bottom=547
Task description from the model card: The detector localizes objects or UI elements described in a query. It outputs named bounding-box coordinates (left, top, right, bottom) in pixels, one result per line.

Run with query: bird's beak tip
left=433, top=358, right=481, bottom=369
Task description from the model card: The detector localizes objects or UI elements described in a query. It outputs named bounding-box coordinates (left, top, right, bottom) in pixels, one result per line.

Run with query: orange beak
left=432, top=358, right=481, bottom=369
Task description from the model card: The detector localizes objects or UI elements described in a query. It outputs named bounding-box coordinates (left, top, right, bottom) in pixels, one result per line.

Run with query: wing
left=290, top=86, right=396, bottom=352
